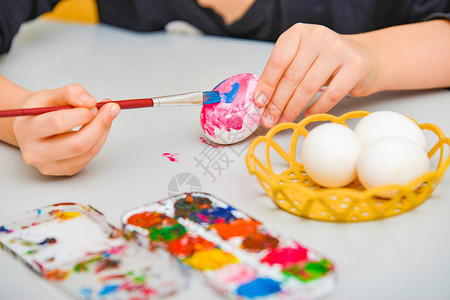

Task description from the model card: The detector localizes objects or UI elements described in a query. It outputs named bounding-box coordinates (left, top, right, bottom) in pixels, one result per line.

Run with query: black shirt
left=1, top=0, right=450, bottom=54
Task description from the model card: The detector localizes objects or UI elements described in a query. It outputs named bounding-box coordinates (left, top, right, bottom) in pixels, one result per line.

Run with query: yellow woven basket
left=245, top=111, right=450, bottom=222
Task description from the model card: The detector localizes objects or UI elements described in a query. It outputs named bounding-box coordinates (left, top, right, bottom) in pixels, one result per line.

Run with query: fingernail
left=262, top=114, right=274, bottom=127
left=90, top=107, right=98, bottom=116
left=110, top=104, right=120, bottom=118
left=254, top=93, right=269, bottom=106
left=279, top=117, right=288, bottom=123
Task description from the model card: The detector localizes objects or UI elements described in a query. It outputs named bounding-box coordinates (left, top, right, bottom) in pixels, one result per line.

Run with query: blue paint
left=222, top=82, right=240, bottom=103
left=37, top=237, right=57, bottom=245
left=37, top=209, right=42, bottom=215
left=212, top=78, right=228, bottom=90
left=0, top=225, right=11, bottom=233
left=190, top=206, right=236, bottom=224
left=98, top=284, right=120, bottom=296
left=236, top=278, right=281, bottom=298
left=79, top=287, right=92, bottom=299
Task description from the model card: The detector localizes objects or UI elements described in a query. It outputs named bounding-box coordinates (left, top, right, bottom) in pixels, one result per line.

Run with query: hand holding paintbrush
left=0, top=76, right=220, bottom=176
left=0, top=91, right=221, bottom=118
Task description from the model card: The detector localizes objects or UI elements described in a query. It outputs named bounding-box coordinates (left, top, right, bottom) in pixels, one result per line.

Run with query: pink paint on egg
left=200, top=73, right=263, bottom=144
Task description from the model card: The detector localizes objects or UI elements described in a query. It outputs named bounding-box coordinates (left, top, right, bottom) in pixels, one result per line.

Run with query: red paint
left=100, top=274, right=127, bottom=282
left=199, top=137, right=222, bottom=148
left=212, top=219, right=261, bottom=240
left=260, top=244, right=308, bottom=267
left=162, top=153, right=180, bottom=162
left=166, top=234, right=215, bottom=258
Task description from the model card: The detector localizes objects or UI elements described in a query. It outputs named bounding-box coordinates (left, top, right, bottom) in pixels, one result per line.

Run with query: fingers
left=36, top=127, right=112, bottom=176
left=254, top=24, right=303, bottom=107
left=277, top=53, right=340, bottom=123
left=20, top=103, right=120, bottom=174
left=261, top=57, right=321, bottom=127
left=24, top=83, right=97, bottom=108
left=255, top=24, right=372, bottom=128
left=19, top=107, right=98, bottom=138
left=304, top=66, right=359, bottom=116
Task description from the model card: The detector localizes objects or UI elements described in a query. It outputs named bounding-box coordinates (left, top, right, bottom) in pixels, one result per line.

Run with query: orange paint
left=166, top=234, right=215, bottom=258
left=43, top=269, right=71, bottom=281
left=126, top=211, right=175, bottom=228
left=183, top=248, right=238, bottom=271
left=212, top=219, right=261, bottom=240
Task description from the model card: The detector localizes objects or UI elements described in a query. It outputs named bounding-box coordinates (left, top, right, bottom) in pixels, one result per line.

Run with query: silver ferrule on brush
left=152, top=92, right=203, bottom=106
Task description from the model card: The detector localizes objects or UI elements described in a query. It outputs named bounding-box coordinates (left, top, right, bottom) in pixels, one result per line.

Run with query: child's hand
left=13, top=84, right=120, bottom=176
left=254, top=23, right=380, bottom=127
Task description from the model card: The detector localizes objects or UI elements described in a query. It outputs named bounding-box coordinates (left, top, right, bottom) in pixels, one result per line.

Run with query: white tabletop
left=1, top=20, right=449, bottom=300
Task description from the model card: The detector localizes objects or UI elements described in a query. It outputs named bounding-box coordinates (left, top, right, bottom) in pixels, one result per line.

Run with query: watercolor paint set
left=0, top=203, right=187, bottom=299
left=0, top=193, right=336, bottom=299
left=121, top=193, right=335, bottom=299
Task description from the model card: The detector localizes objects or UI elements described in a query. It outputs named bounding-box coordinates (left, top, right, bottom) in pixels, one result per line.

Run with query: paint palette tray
left=121, top=192, right=336, bottom=299
left=0, top=203, right=187, bottom=299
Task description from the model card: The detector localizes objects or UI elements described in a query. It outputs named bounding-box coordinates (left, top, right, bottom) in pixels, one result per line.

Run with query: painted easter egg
left=201, top=73, right=263, bottom=144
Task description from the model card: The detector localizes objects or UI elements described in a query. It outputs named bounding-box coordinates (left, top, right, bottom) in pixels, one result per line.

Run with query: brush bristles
left=203, top=91, right=222, bottom=105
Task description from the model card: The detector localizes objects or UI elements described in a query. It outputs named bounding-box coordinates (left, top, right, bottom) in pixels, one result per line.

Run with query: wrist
left=344, top=33, right=386, bottom=95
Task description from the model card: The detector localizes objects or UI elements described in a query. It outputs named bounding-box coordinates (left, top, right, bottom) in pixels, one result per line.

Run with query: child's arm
left=254, top=19, right=450, bottom=127
left=0, top=75, right=120, bottom=176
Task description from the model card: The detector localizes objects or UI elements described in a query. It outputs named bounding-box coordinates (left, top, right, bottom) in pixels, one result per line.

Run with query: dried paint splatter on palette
left=0, top=203, right=186, bottom=300
left=122, top=193, right=335, bottom=299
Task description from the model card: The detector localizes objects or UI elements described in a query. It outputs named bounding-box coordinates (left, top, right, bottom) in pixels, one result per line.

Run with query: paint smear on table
left=199, top=137, right=222, bottom=148
left=162, top=153, right=180, bottom=162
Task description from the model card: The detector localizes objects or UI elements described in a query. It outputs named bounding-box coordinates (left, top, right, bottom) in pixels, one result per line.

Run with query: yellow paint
left=183, top=248, right=238, bottom=271
left=56, top=211, right=82, bottom=220
left=41, top=0, right=99, bottom=24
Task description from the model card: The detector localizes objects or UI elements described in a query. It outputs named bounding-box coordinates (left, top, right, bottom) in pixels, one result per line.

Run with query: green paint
left=149, top=223, right=187, bottom=242
left=282, top=259, right=332, bottom=282
left=74, top=255, right=102, bottom=272
left=134, top=275, right=147, bottom=284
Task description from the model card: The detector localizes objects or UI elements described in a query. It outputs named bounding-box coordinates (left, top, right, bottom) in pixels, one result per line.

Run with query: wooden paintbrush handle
left=0, top=98, right=155, bottom=118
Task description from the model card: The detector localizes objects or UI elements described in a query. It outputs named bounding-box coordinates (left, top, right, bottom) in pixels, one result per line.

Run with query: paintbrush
left=0, top=91, right=221, bottom=118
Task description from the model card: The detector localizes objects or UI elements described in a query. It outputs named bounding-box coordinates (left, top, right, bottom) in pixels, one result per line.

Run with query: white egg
left=301, top=123, right=362, bottom=188
left=354, top=111, right=426, bottom=149
left=357, top=136, right=430, bottom=197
